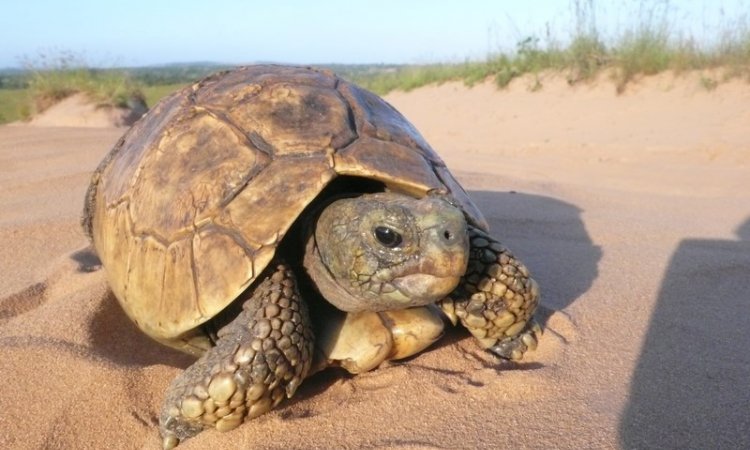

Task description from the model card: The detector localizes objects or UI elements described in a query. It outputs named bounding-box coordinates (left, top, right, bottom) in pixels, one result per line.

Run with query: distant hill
left=0, top=62, right=406, bottom=89
left=126, top=63, right=234, bottom=85
left=0, top=67, right=28, bottom=89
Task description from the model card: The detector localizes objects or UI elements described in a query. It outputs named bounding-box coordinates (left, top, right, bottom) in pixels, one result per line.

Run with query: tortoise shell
left=83, top=65, right=487, bottom=343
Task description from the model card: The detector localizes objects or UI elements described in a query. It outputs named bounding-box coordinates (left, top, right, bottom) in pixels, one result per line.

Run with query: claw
left=162, top=434, right=179, bottom=450
left=488, top=319, right=543, bottom=360
left=489, top=337, right=528, bottom=360
left=521, top=332, right=538, bottom=351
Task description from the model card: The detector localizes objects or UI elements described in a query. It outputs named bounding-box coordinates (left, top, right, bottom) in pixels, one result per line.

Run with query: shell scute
left=159, top=238, right=200, bottom=335
left=192, top=228, right=255, bottom=322
left=101, top=89, right=191, bottom=205
left=219, top=155, right=336, bottom=248
left=220, top=82, right=356, bottom=156
left=338, top=82, right=443, bottom=165
left=334, top=137, right=442, bottom=197
left=128, top=109, right=269, bottom=241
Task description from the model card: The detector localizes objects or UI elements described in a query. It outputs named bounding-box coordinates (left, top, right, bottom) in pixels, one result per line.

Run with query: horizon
left=1, top=0, right=747, bottom=70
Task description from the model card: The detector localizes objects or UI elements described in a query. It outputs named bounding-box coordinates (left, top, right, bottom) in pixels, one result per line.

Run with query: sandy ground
left=25, top=93, right=146, bottom=128
left=0, top=72, right=748, bottom=449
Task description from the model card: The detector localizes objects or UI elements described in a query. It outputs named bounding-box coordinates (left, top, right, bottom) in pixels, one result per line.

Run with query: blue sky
left=0, top=0, right=746, bottom=68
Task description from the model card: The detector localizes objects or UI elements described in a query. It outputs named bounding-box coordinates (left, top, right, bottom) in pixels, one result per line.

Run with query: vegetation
left=344, top=1, right=750, bottom=95
left=141, top=83, right=187, bottom=108
left=20, top=51, right=146, bottom=117
left=0, top=89, right=27, bottom=123
left=0, top=1, right=749, bottom=124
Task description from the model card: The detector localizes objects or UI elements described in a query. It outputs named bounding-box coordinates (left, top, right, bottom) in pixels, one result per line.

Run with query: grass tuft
left=21, top=50, right=145, bottom=116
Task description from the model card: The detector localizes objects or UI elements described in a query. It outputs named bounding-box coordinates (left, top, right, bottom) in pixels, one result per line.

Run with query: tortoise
left=82, top=65, right=541, bottom=448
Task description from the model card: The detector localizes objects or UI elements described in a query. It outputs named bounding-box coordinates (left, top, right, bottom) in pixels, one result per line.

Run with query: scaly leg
left=440, top=226, right=541, bottom=360
left=159, top=264, right=314, bottom=449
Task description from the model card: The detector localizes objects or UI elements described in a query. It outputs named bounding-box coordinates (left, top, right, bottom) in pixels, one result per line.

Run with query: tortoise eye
left=374, top=226, right=403, bottom=248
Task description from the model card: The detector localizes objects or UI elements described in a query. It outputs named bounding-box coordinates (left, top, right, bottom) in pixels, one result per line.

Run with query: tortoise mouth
left=329, top=273, right=462, bottom=312
left=386, top=273, right=462, bottom=307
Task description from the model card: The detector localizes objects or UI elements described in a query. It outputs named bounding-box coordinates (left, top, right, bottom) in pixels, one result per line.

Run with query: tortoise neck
left=302, top=235, right=370, bottom=313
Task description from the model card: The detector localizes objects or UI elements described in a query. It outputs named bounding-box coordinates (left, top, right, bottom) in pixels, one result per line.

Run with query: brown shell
left=84, top=65, right=487, bottom=342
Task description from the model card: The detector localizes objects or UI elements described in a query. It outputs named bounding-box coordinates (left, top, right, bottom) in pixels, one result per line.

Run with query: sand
left=1, top=72, right=748, bottom=449
left=25, top=93, right=146, bottom=128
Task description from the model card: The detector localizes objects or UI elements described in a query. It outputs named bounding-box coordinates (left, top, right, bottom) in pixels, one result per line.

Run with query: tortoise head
left=304, top=192, right=469, bottom=312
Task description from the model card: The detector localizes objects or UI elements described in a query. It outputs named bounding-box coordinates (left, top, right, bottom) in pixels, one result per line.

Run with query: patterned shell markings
left=88, top=65, right=487, bottom=342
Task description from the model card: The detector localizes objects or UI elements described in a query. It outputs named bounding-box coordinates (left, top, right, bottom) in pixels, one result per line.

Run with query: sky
left=0, top=0, right=747, bottom=68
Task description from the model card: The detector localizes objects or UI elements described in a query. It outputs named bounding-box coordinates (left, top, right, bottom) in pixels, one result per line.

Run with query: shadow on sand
left=89, top=292, right=194, bottom=368
left=469, top=190, right=602, bottom=319
left=620, top=217, right=750, bottom=449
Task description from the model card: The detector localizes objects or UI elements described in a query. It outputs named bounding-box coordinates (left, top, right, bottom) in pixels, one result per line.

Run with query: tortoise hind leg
left=439, top=226, right=542, bottom=361
left=159, top=263, right=314, bottom=449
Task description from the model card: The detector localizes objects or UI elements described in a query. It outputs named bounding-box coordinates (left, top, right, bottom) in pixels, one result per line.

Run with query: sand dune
left=1, top=72, right=748, bottom=449
left=24, top=93, right=146, bottom=128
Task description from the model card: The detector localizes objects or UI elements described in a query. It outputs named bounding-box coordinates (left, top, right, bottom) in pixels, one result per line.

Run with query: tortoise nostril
left=441, top=229, right=458, bottom=244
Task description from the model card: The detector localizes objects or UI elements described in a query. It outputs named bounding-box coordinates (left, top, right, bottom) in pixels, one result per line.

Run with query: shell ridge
left=193, top=105, right=274, bottom=160
left=187, top=107, right=274, bottom=211
left=159, top=249, right=169, bottom=326
left=122, top=204, right=134, bottom=303
left=189, top=234, right=203, bottom=318
left=82, top=132, right=129, bottom=240
left=197, top=222, right=262, bottom=254
left=332, top=78, right=360, bottom=151
left=129, top=227, right=172, bottom=247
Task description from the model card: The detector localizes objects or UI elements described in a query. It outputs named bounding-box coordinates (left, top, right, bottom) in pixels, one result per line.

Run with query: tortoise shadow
left=72, top=245, right=193, bottom=368
left=619, top=216, right=750, bottom=449
left=88, top=291, right=193, bottom=368
left=468, top=189, right=601, bottom=318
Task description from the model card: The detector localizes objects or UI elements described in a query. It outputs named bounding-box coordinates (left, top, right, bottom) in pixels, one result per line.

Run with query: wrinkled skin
left=305, top=193, right=469, bottom=312
left=160, top=192, right=541, bottom=448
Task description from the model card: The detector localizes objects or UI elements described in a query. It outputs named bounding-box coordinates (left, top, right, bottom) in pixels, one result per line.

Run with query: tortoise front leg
left=439, top=226, right=541, bottom=361
left=159, top=264, right=314, bottom=449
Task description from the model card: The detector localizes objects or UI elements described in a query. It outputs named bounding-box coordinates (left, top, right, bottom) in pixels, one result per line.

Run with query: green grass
left=0, top=83, right=187, bottom=124
left=0, top=82, right=189, bottom=125
left=0, top=89, right=28, bottom=123
left=142, top=83, right=187, bottom=108
left=346, top=33, right=749, bottom=96
left=344, top=63, right=484, bottom=95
